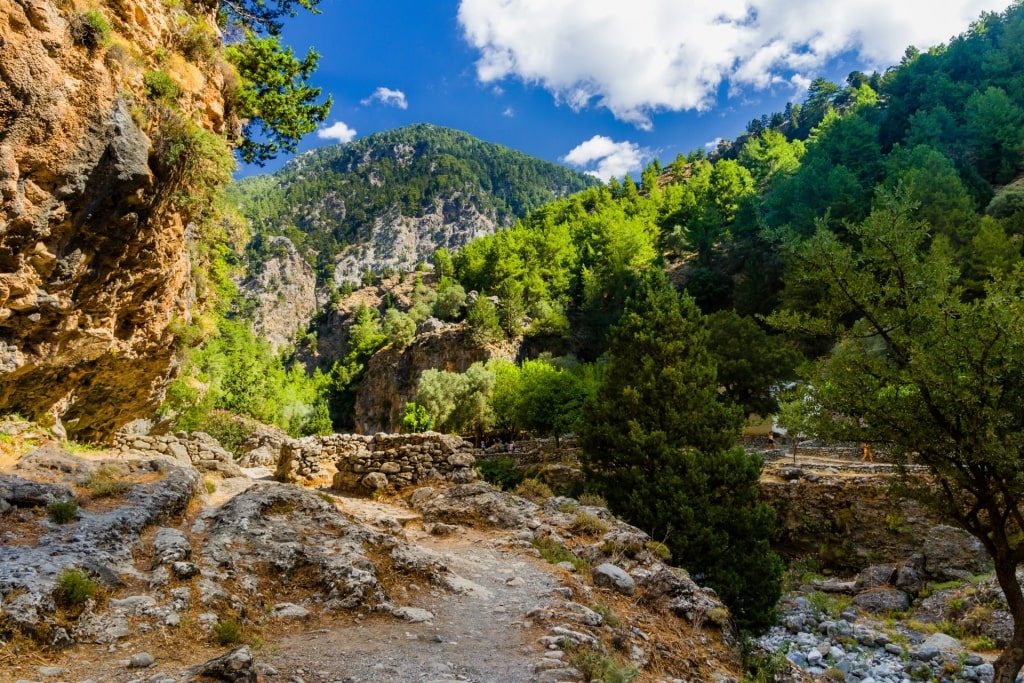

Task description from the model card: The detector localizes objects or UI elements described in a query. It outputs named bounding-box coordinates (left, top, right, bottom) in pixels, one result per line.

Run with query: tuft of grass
left=204, top=480, right=217, bottom=494
left=532, top=536, right=589, bottom=574
left=592, top=599, right=621, bottom=628
left=85, top=467, right=131, bottom=498
left=46, top=499, right=79, bottom=524
left=806, top=591, right=852, bottom=620
left=565, top=645, right=638, bottom=683
left=645, top=540, right=672, bottom=562
left=512, top=478, right=553, bottom=503
left=143, top=69, right=181, bottom=103
left=571, top=511, right=610, bottom=537
left=70, top=9, right=111, bottom=50
left=57, top=568, right=97, bottom=606
left=212, top=619, right=242, bottom=645
left=577, top=492, right=608, bottom=508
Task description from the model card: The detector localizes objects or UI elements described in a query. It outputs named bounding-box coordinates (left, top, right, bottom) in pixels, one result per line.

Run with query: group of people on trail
left=765, top=429, right=874, bottom=463
left=480, top=438, right=515, bottom=453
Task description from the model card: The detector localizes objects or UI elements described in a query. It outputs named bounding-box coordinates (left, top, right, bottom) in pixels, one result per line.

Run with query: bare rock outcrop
left=240, top=236, right=318, bottom=351
left=0, top=0, right=230, bottom=440
left=355, top=325, right=522, bottom=433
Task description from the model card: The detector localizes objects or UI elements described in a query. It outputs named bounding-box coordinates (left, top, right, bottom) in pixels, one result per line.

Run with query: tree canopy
left=577, top=270, right=782, bottom=634
left=771, top=192, right=1024, bottom=682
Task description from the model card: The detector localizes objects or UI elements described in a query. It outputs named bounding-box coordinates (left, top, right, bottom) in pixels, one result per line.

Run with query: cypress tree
left=578, top=269, right=783, bottom=633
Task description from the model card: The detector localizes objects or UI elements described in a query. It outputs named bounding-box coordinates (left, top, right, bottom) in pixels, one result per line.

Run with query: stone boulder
left=407, top=482, right=539, bottom=530
left=923, top=525, right=989, bottom=580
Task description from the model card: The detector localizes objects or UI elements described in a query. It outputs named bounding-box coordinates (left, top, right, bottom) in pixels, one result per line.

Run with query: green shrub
left=571, top=512, right=610, bottom=536
left=144, top=69, right=181, bottom=103
left=645, top=540, right=672, bottom=562
left=476, top=457, right=524, bottom=490
left=47, top=498, right=79, bottom=524
left=85, top=470, right=132, bottom=498
left=212, top=619, right=242, bottom=645
left=71, top=9, right=111, bottom=50
left=191, top=411, right=251, bottom=455
left=57, top=568, right=97, bottom=605
left=577, top=492, right=608, bottom=508
left=512, top=478, right=553, bottom=503
left=532, top=536, right=588, bottom=573
left=565, top=645, right=638, bottom=683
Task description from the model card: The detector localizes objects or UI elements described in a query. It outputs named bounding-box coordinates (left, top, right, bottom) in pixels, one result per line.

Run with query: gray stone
left=272, top=602, right=310, bottom=619
left=447, top=452, right=475, bottom=468
left=172, top=561, right=199, bottom=579
left=851, top=587, right=910, bottom=614
left=380, top=461, right=402, bottom=474
left=153, top=527, right=191, bottom=564
left=856, top=565, right=895, bottom=588
left=128, top=652, right=155, bottom=668
left=592, top=563, right=635, bottom=596
left=923, top=524, right=989, bottom=580
left=393, top=606, right=434, bottom=623
left=37, top=666, right=66, bottom=678
left=188, top=645, right=257, bottom=683
left=361, top=472, right=389, bottom=490
left=920, top=632, right=962, bottom=652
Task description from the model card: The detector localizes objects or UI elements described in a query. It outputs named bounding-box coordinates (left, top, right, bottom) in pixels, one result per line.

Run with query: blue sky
left=238, top=0, right=1013, bottom=180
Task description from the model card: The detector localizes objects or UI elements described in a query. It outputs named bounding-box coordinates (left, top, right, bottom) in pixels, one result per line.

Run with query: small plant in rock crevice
left=46, top=498, right=79, bottom=524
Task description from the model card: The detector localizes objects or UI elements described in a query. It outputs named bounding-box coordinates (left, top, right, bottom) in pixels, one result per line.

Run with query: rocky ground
left=0, top=421, right=741, bottom=683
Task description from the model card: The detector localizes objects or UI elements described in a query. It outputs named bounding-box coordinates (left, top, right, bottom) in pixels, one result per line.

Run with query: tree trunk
left=992, top=556, right=1024, bottom=683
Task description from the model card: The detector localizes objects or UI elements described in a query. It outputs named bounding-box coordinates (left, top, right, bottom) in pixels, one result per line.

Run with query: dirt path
left=259, top=496, right=568, bottom=683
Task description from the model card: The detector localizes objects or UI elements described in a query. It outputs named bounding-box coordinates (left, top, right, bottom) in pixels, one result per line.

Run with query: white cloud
left=361, top=87, right=409, bottom=109
left=562, top=135, right=645, bottom=181
left=502, top=106, right=515, bottom=117
left=317, top=121, right=357, bottom=143
left=458, top=0, right=1008, bottom=128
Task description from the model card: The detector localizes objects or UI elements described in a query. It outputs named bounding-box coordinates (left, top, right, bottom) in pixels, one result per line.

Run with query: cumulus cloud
left=361, top=87, right=409, bottom=109
left=458, top=0, right=1006, bottom=128
left=318, top=121, right=357, bottom=143
left=502, top=106, right=515, bottom=117
left=562, top=135, right=645, bottom=181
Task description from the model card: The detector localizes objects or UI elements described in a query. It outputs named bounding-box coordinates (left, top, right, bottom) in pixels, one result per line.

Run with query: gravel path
left=261, top=498, right=569, bottom=683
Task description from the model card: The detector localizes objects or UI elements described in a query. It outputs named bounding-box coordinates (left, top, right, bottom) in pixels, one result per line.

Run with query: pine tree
left=578, top=269, right=783, bottom=633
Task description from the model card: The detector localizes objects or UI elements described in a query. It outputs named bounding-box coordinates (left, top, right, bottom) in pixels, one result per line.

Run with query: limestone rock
left=923, top=525, right=989, bottom=580
left=409, top=481, right=539, bottom=529
left=851, top=587, right=911, bottom=613
left=592, top=563, right=636, bottom=596
left=188, top=645, right=257, bottom=683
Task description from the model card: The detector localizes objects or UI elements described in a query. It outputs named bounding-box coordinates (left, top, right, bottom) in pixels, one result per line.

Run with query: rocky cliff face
left=0, top=0, right=228, bottom=440
left=355, top=324, right=522, bottom=433
left=240, top=236, right=317, bottom=350
left=332, top=195, right=498, bottom=286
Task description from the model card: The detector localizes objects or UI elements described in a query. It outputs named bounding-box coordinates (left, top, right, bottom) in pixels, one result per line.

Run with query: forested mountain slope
left=228, top=124, right=601, bottom=284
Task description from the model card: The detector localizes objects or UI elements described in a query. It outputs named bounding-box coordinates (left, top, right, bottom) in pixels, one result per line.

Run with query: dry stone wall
left=113, top=431, right=242, bottom=477
left=274, top=431, right=478, bottom=492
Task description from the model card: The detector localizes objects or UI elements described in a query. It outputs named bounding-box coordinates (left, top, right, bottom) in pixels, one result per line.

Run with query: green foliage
left=230, top=124, right=598, bottom=279
left=465, top=295, right=502, bottom=346
left=512, top=478, right=553, bottom=503
left=57, top=568, right=98, bottom=606
left=415, top=363, right=495, bottom=435
left=47, top=499, right=79, bottom=524
left=219, top=0, right=322, bottom=36
left=212, top=619, right=242, bottom=645
left=225, top=33, right=331, bottom=165
left=433, top=282, right=467, bottom=321
left=85, top=468, right=131, bottom=498
left=771, top=190, right=1024, bottom=679
left=565, top=645, right=638, bottom=683
left=531, top=536, right=588, bottom=573
left=382, top=308, right=416, bottom=349
left=570, top=511, right=610, bottom=536
left=578, top=270, right=782, bottom=634
left=705, top=310, right=801, bottom=417
left=71, top=9, right=111, bottom=50
left=143, top=70, right=181, bottom=103
left=400, top=402, right=433, bottom=433
left=475, top=456, right=524, bottom=490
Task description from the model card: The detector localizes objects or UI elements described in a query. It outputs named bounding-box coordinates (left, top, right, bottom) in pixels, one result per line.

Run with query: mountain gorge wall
left=0, top=0, right=228, bottom=440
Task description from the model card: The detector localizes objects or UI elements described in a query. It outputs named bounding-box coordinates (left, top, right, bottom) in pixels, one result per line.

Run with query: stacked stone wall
left=275, top=431, right=478, bottom=492
left=112, top=431, right=243, bottom=477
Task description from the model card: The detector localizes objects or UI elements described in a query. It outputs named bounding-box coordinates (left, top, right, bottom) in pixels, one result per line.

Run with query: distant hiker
left=766, top=430, right=775, bottom=449
left=509, top=441, right=516, bottom=452
left=861, top=442, right=873, bottom=462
